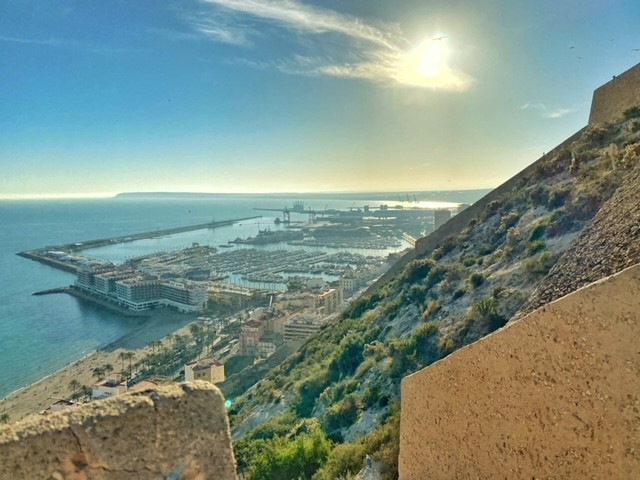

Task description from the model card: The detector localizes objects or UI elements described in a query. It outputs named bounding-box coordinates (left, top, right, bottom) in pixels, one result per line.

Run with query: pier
left=17, top=216, right=261, bottom=274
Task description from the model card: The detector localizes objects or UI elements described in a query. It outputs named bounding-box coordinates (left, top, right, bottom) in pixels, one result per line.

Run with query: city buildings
left=75, top=266, right=207, bottom=313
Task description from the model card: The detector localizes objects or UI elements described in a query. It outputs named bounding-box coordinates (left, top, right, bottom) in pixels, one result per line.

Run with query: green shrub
left=246, top=427, right=332, bottom=480
left=328, top=334, right=365, bottom=382
left=323, top=394, right=360, bottom=433
left=529, top=224, right=546, bottom=241
left=362, top=385, right=382, bottom=409
left=400, top=258, right=436, bottom=284
left=529, top=184, right=549, bottom=207
left=469, top=272, right=485, bottom=288
left=525, top=251, right=559, bottom=276
left=346, top=291, right=382, bottom=319
left=528, top=240, right=546, bottom=256
left=500, top=211, right=520, bottom=230
left=452, top=288, right=466, bottom=301
left=462, top=256, right=477, bottom=267
left=548, top=186, right=570, bottom=209
left=294, top=372, right=330, bottom=417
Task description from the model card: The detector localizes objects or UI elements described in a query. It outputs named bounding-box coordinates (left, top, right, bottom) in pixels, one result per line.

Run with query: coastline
left=0, top=312, right=198, bottom=423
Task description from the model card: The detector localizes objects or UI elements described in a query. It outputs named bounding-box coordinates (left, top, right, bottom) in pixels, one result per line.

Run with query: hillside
left=227, top=110, right=640, bottom=480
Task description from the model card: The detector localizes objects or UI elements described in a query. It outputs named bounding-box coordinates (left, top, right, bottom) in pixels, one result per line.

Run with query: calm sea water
left=0, top=191, right=488, bottom=399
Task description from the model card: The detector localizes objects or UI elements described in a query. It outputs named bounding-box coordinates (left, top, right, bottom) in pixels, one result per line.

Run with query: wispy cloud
left=0, top=34, right=139, bottom=55
left=190, top=0, right=474, bottom=91
left=520, top=102, right=575, bottom=119
left=200, top=0, right=399, bottom=49
left=0, top=35, right=66, bottom=47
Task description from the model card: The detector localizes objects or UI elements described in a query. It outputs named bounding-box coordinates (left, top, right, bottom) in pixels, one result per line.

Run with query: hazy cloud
left=190, top=0, right=474, bottom=91
left=520, top=102, right=575, bottom=119
left=0, top=35, right=65, bottom=46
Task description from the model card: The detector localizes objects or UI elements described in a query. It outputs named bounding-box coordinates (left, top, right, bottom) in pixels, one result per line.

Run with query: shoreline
left=0, top=311, right=199, bottom=423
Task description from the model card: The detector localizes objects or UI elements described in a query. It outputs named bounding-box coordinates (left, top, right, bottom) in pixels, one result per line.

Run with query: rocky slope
left=518, top=161, right=640, bottom=317
left=228, top=112, right=640, bottom=480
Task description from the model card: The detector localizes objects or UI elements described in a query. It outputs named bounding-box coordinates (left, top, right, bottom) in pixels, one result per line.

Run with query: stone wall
left=0, top=382, right=237, bottom=480
left=399, top=264, right=640, bottom=480
left=589, top=62, right=640, bottom=125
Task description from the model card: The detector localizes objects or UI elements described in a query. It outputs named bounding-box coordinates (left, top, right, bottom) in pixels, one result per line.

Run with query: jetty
left=17, top=216, right=261, bottom=274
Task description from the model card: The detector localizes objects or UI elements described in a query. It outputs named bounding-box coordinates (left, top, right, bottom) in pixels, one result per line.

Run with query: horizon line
left=0, top=186, right=495, bottom=201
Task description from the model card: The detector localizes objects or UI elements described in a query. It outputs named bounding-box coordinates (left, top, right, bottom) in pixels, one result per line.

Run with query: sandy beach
left=0, top=313, right=198, bottom=423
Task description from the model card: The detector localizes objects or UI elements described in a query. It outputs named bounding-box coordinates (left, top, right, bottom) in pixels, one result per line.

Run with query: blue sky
left=1, top=0, right=639, bottom=198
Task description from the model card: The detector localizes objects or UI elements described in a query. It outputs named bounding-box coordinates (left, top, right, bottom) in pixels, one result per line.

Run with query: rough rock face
left=517, top=164, right=640, bottom=318
left=0, top=382, right=237, bottom=480
left=399, top=264, right=640, bottom=480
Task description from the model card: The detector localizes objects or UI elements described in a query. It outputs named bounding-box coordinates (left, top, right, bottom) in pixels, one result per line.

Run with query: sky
left=1, top=0, right=639, bottom=198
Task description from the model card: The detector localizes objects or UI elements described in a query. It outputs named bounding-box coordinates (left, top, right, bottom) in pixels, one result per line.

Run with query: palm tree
left=0, top=413, right=9, bottom=424
left=81, top=385, right=93, bottom=402
left=150, top=340, right=161, bottom=355
left=118, top=351, right=128, bottom=373
left=103, top=363, right=114, bottom=376
left=69, top=379, right=81, bottom=399
left=124, top=352, right=135, bottom=375
left=92, top=367, right=105, bottom=382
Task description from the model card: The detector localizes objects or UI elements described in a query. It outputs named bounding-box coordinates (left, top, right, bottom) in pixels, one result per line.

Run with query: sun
left=417, top=39, right=449, bottom=78
left=393, top=36, right=473, bottom=91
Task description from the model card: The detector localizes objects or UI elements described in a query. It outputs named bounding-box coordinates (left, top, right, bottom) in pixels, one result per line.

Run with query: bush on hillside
left=623, top=105, right=640, bottom=120
left=400, top=258, right=436, bottom=285
left=524, top=251, right=559, bottom=276
left=323, top=394, right=360, bottom=434
left=469, top=272, right=485, bottom=289
left=246, top=426, right=332, bottom=480
left=293, top=372, right=329, bottom=417
left=528, top=240, right=546, bottom=256
left=328, top=334, right=365, bottom=382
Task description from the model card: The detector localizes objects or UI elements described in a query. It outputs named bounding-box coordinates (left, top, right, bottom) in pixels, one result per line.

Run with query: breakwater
left=16, top=216, right=261, bottom=274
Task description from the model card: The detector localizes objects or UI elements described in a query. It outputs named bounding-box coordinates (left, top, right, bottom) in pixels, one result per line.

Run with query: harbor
left=17, top=216, right=261, bottom=274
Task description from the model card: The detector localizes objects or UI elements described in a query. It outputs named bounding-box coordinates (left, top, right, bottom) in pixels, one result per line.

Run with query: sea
left=0, top=190, right=489, bottom=400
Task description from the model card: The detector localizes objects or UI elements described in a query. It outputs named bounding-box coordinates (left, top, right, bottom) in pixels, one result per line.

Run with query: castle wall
left=589, top=63, right=640, bottom=125
left=0, top=382, right=237, bottom=480
left=399, top=264, right=640, bottom=480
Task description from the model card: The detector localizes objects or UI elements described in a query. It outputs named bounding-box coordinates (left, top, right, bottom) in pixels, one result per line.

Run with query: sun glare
left=418, top=40, right=448, bottom=78
left=394, top=35, right=474, bottom=91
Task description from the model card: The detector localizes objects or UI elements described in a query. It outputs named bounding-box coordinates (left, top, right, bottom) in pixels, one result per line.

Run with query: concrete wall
left=399, top=264, right=640, bottom=480
left=0, top=382, right=237, bottom=480
left=589, top=62, right=640, bottom=125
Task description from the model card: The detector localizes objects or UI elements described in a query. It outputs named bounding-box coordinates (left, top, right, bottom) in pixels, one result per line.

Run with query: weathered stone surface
left=0, top=382, right=237, bottom=480
left=399, top=264, right=640, bottom=480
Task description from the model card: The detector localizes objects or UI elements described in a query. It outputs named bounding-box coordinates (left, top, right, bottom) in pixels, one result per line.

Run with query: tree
left=92, top=367, right=105, bottom=382
left=0, top=413, right=9, bottom=424
left=81, top=385, right=93, bottom=402
left=125, top=352, right=135, bottom=373
left=150, top=341, right=162, bottom=355
left=103, top=363, right=114, bottom=376
left=69, top=379, right=81, bottom=398
left=118, top=351, right=128, bottom=372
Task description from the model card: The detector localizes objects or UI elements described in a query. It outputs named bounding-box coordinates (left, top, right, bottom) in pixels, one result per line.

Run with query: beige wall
left=0, top=382, right=237, bottom=480
left=589, top=62, right=640, bottom=125
left=399, top=264, right=640, bottom=480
